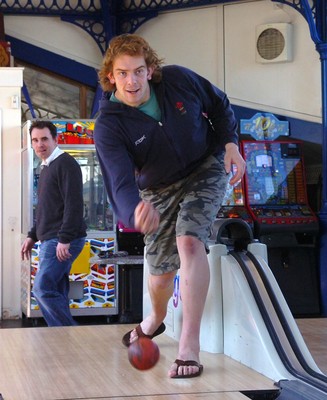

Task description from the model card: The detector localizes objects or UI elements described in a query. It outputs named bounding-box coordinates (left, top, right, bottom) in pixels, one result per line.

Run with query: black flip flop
left=122, top=322, right=166, bottom=347
left=171, top=359, right=204, bottom=379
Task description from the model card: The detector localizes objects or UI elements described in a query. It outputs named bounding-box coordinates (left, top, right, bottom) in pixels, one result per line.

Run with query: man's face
left=108, top=54, right=154, bottom=107
left=30, top=127, right=57, bottom=161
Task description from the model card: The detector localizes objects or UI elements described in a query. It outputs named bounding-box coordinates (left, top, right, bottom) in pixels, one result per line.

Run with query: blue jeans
left=33, top=237, right=85, bottom=326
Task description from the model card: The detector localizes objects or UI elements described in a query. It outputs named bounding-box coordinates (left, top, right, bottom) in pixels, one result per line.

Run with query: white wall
left=0, top=68, right=23, bottom=319
left=136, top=0, right=321, bottom=123
left=137, top=6, right=225, bottom=88
left=4, top=16, right=103, bottom=69
left=224, top=1, right=321, bottom=123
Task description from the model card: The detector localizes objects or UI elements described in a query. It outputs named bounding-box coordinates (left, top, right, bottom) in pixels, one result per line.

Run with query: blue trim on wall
left=233, top=105, right=323, bottom=145
left=6, top=35, right=98, bottom=88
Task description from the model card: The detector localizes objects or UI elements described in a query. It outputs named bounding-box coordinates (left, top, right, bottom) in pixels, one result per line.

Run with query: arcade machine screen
left=241, top=140, right=318, bottom=236
left=217, top=165, right=253, bottom=227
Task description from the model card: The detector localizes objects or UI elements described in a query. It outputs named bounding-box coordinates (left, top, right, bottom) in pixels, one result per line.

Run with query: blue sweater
left=94, top=65, right=239, bottom=228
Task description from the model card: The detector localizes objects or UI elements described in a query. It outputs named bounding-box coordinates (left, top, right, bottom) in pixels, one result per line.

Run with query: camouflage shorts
left=140, top=154, right=228, bottom=275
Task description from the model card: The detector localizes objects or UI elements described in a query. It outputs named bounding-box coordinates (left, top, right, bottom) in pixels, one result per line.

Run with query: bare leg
left=129, top=270, right=176, bottom=342
left=168, top=235, right=209, bottom=378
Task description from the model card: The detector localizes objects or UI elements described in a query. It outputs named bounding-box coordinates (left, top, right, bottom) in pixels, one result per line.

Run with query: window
left=16, top=60, right=96, bottom=122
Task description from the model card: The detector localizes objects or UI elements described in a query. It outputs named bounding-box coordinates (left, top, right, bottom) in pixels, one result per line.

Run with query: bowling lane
left=0, top=324, right=277, bottom=400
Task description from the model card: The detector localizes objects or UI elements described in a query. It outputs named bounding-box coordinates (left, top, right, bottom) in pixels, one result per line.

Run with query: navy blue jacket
left=28, top=153, right=87, bottom=243
left=94, top=65, right=238, bottom=228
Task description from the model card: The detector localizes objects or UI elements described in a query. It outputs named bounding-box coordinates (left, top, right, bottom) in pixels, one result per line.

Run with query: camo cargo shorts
left=140, top=154, right=228, bottom=276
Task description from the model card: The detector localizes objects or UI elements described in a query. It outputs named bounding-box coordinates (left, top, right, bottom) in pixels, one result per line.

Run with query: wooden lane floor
left=0, top=324, right=277, bottom=400
left=296, top=318, right=327, bottom=375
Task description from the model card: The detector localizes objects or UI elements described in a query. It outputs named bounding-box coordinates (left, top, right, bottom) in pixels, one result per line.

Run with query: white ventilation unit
left=255, top=23, right=293, bottom=63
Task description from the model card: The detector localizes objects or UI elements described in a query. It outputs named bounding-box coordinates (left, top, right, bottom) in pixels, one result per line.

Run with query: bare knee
left=149, top=270, right=176, bottom=291
left=177, top=235, right=204, bottom=256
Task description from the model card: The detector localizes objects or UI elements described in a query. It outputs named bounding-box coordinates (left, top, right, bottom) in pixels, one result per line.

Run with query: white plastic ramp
left=143, top=242, right=323, bottom=383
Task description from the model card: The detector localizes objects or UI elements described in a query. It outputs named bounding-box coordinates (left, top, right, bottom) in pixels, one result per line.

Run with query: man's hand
left=224, top=143, right=246, bottom=186
left=56, top=242, right=72, bottom=262
left=134, top=201, right=160, bottom=234
left=21, top=237, right=35, bottom=261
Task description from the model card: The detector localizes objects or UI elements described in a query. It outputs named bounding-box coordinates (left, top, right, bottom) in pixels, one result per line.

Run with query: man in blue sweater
left=21, top=120, right=87, bottom=326
left=94, top=34, right=246, bottom=378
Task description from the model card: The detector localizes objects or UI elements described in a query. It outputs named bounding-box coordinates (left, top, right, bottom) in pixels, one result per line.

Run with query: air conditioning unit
left=255, top=23, right=292, bottom=64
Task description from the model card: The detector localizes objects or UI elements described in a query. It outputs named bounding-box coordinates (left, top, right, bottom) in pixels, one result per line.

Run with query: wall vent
left=255, top=23, right=292, bottom=63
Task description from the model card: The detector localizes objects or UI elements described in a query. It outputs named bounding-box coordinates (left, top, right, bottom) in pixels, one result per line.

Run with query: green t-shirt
left=110, top=87, right=161, bottom=121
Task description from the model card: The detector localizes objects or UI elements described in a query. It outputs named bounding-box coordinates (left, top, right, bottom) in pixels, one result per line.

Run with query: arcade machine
left=240, top=113, right=320, bottom=316
left=21, top=119, right=118, bottom=321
